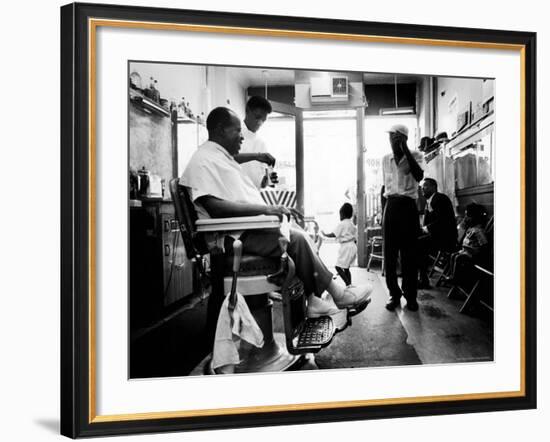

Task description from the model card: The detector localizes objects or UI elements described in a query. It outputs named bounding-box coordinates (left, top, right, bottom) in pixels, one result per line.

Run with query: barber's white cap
left=386, top=124, right=409, bottom=138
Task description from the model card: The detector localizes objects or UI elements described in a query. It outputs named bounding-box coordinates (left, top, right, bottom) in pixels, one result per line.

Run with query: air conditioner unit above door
left=310, top=75, right=349, bottom=104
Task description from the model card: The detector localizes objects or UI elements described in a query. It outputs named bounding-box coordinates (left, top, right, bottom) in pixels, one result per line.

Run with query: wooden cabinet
left=130, top=199, right=194, bottom=329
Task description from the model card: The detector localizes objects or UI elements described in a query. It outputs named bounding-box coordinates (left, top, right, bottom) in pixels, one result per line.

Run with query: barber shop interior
left=129, top=61, right=495, bottom=377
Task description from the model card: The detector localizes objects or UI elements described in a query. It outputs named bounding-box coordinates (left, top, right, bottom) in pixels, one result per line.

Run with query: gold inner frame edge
left=87, top=18, right=527, bottom=423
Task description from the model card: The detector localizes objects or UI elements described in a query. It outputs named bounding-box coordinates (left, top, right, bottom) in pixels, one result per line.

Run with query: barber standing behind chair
left=418, top=178, right=458, bottom=288
left=382, top=124, right=425, bottom=311
left=181, top=107, right=373, bottom=337
left=237, top=96, right=277, bottom=189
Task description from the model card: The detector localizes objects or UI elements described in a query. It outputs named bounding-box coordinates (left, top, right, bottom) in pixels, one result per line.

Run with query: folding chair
left=366, top=236, right=385, bottom=275
left=447, top=214, right=494, bottom=314
left=448, top=264, right=494, bottom=314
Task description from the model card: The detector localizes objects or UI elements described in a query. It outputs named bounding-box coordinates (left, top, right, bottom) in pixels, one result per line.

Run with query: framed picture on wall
left=61, top=2, right=536, bottom=438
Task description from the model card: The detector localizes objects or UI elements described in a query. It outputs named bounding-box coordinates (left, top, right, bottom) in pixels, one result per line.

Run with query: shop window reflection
left=453, top=128, right=494, bottom=190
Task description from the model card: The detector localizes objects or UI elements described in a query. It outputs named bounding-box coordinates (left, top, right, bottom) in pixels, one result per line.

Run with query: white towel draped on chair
left=211, top=292, right=265, bottom=370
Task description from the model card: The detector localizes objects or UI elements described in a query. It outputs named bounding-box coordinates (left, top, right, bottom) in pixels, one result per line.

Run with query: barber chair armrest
left=196, top=215, right=280, bottom=232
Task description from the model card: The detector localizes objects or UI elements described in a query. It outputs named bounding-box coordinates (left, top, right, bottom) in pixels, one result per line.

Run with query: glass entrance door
left=258, top=101, right=304, bottom=215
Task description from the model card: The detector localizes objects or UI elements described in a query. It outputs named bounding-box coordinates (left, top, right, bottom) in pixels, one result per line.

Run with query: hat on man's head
left=386, top=124, right=409, bottom=138
left=418, top=136, right=434, bottom=152
left=433, top=132, right=449, bottom=143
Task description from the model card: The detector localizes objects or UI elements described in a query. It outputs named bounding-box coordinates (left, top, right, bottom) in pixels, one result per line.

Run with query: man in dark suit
left=418, top=178, right=458, bottom=288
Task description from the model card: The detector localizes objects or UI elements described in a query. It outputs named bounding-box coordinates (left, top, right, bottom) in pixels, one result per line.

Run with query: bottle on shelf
left=151, top=80, right=160, bottom=103
left=137, top=166, right=151, bottom=197
left=143, top=77, right=154, bottom=100
left=178, top=97, right=188, bottom=117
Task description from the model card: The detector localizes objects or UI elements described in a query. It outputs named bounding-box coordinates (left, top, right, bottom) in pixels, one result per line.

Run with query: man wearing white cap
left=382, top=124, right=425, bottom=311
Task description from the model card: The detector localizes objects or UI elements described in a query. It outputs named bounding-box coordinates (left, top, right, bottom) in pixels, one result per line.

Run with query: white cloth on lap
left=211, top=292, right=265, bottom=370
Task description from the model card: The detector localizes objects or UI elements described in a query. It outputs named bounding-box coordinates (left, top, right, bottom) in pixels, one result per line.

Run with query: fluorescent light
left=379, top=106, right=415, bottom=115
left=303, top=109, right=357, bottom=119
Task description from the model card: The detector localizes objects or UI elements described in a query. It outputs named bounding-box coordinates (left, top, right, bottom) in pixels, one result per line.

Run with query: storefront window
left=302, top=117, right=356, bottom=228
left=259, top=114, right=296, bottom=191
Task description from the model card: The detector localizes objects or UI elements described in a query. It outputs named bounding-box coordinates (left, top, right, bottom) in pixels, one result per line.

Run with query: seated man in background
left=418, top=178, right=458, bottom=288
left=181, top=107, right=372, bottom=319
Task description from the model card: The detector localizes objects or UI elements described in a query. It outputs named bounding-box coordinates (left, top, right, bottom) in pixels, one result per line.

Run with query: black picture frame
left=61, top=2, right=537, bottom=438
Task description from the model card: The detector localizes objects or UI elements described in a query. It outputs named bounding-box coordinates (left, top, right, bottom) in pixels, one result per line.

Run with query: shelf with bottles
left=129, top=72, right=172, bottom=117
left=424, top=103, right=494, bottom=165
left=175, top=97, right=206, bottom=126
left=129, top=87, right=171, bottom=118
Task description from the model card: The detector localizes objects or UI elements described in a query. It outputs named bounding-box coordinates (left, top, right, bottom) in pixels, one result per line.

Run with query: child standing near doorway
left=322, top=203, right=357, bottom=287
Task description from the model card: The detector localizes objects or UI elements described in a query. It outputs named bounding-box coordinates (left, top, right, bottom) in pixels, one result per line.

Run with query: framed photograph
left=60, top=2, right=536, bottom=438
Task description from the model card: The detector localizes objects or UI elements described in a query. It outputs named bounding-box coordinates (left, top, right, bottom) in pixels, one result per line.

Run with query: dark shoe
left=406, top=298, right=419, bottom=311
left=385, top=296, right=401, bottom=311
left=348, top=296, right=372, bottom=317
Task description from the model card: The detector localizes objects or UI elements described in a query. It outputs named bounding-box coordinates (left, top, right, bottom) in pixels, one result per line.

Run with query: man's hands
left=265, top=205, right=291, bottom=221
left=256, top=152, right=276, bottom=166
left=400, top=139, right=424, bottom=182
left=265, top=205, right=303, bottom=222
left=256, top=153, right=278, bottom=188
left=260, top=170, right=279, bottom=188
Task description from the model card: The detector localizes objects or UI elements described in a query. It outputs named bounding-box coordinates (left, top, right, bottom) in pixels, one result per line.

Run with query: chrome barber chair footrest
left=282, top=278, right=337, bottom=355
left=296, top=317, right=335, bottom=349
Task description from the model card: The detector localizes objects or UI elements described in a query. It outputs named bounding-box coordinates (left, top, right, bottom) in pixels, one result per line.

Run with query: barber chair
left=169, top=179, right=339, bottom=374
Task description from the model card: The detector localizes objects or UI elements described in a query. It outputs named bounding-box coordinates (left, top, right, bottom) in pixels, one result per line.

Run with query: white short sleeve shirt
left=382, top=150, right=425, bottom=199
left=180, top=140, right=266, bottom=219
left=333, top=219, right=357, bottom=243
left=239, top=123, right=268, bottom=189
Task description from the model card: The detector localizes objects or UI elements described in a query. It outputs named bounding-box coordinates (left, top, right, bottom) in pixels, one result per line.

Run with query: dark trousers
left=207, top=226, right=334, bottom=347
left=335, top=266, right=352, bottom=286
left=238, top=226, right=333, bottom=297
left=383, top=196, right=420, bottom=300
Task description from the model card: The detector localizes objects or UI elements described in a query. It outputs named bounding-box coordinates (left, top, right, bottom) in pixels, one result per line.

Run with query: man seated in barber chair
left=417, top=178, right=458, bottom=288
left=180, top=107, right=372, bottom=323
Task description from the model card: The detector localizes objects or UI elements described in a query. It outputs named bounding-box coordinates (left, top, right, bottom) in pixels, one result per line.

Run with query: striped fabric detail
left=260, top=190, right=297, bottom=208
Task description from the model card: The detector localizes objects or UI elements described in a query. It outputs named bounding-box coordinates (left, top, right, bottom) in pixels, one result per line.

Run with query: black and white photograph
left=2, top=0, right=546, bottom=440
left=128, top=62, right=496, bottom=378
left=55, top=3, right=537, bottom=437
